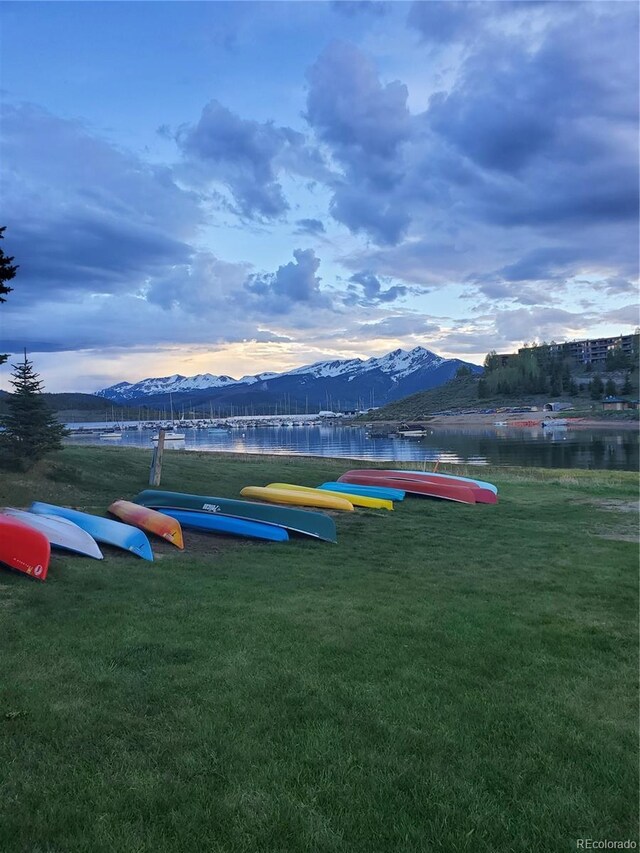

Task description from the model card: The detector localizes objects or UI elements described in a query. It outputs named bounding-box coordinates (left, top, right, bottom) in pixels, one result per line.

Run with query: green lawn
left=1, top=447, right=638, bottom=852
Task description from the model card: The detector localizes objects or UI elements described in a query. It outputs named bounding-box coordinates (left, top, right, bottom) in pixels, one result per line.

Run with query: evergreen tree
left=604, top=378, right=617, bottom=397
left=0, top=226, right=19, bottom=366
left=483, top=350, right=500, bottom=373
left=621, top=373, right=632, bottom=396
left=589, top=374, right=604, bottom=400
left=0, top=351, right=67, bottom=469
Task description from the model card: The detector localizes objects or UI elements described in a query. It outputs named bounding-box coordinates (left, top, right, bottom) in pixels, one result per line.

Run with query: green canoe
left=132, top=489, right=337, bottom=543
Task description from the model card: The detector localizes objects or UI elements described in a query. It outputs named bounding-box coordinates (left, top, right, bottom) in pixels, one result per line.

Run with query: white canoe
left=1, top=508, right=104, bottom=559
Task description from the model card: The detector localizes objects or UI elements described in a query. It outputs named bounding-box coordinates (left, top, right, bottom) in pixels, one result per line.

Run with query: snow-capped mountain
left=96, top=347, right=482, bottom=411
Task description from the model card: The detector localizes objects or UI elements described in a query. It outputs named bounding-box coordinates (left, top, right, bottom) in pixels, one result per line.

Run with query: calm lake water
left=64, top=423, right=639, bottom=471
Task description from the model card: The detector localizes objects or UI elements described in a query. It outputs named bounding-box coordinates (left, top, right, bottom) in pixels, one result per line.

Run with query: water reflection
left=64, top=424, right=639, bottom=471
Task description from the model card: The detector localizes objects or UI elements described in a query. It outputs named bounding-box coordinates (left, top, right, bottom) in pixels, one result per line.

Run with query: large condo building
left=543, top=333, right=638, bottom=366
left=496, top=332, right=639, bottom=367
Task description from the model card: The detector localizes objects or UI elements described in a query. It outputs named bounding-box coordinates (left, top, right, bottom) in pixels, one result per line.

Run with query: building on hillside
left=495, top=353, right=517, bottom=367
left=494, top=333, right=638, bottom=368
left=544, top=401, right=573, bottom=412
left=543, top=333, right=638, bottom=366
left=601, top=397, right=638, bottom=411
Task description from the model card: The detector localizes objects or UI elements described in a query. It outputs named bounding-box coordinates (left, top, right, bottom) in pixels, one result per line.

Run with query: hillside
left=359, top=375, right=483, bottom=420
left=359, top=369, right=639, bottom=422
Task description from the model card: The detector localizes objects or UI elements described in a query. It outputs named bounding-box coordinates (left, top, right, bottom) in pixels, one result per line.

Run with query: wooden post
left=149, top=429, right=166, bottom=485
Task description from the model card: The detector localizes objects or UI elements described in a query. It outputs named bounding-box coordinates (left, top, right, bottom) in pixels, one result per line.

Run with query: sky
left=0, top=0, right=638, bottom=393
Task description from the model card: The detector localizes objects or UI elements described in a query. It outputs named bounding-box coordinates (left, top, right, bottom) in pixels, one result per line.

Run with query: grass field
left=1, top=446, right=638, bottom=852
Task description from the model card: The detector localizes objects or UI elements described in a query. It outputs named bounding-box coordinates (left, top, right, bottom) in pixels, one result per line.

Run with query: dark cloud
left=294, top=218, right=326, bottom=236
left=306, top=41, right=411, bottom=162
left=347, top=271, right=408, bottom=304
left=601, top=304, right=640, bottom=326
left=408, top=1, right=483, bottom=45
left=0, top=103, right=200, bottom=303
left=329, top=188, right=411, bottom=246
left=600, top=277, right=638, bottom=297
left=473, top=279, right=556, bottom=307
left=353, top=315, right=440, bottom=339
left=498, top=248, right=582, bottom=283
left=305, top=41, right=414, bottom=243
left=304, top=4, right=638, bottom=289
left=243, top=248, right=332, bottom=314
left=331, top=1, right=387, bottom=18
left=175, top=100, right=290, bottom=218
left=175, top=100, right=328, bottom=220
left=493, top=306, right=591, bottom=342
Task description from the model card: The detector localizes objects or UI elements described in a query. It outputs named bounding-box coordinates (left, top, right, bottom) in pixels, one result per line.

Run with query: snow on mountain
left=96, top=347, right=481, bottom=404
left=96, top=372, right=240, bottom=400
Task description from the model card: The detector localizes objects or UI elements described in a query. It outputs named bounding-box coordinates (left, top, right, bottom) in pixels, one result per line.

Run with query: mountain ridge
left=96, top=347, right=482, bottom=413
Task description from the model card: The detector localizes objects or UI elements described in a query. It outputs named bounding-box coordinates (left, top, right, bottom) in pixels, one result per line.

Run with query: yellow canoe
left=267, top=483, right=393, bottom=511
left=240, top=486, right=354, bottom=512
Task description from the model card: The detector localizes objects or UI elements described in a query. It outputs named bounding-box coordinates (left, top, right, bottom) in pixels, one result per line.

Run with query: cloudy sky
left=1, top=1, right=638, bottom=392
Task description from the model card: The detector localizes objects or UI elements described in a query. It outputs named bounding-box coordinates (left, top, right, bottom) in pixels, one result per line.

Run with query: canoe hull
left=318, top=482, right=406, bottom=501
left=390, top=469, right=498, bottom=495
left=158, top=508, right=289, bottom=542
left=241, top=486, right=354, bottom=512
left=1, top=508, right=103, bottom=559
left=0, top=516, right=50, bottom=581
left=30, top=502, right=154, bottom=561
left=339, top=470, right=496, bottom=504
left=133, top=490, right=337, bottom=543
left=108, top=500, right=184, bottom=549
left=338, top=472, right=477, bottom=504
left=267, top=483, right=392, bottom=510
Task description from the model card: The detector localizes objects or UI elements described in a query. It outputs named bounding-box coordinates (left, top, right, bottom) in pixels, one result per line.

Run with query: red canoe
left=339, top=469, right=497, bottom=505
left=0, top=515, right=50, bottom=581
left=338, top=472, right=477, bottom=504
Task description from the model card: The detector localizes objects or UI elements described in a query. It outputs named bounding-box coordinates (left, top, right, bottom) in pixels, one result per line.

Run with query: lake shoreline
left=366, top=413, right=639, bottom=430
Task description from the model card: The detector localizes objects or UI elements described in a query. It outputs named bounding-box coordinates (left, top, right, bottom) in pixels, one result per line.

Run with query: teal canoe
left=133, top=490, right=337, bottom=543
left=318, top=482, right=406, bottom=501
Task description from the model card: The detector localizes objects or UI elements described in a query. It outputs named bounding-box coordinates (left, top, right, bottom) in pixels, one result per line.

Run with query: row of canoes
left=0, top=468, right=497, bottom=582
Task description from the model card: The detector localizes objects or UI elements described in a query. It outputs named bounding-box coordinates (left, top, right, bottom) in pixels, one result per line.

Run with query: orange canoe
left=108, top=500, right=184, bottom=549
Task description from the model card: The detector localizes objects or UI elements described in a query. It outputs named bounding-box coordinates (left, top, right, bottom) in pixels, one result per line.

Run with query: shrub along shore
left=1, top=446, right=638, bottom=852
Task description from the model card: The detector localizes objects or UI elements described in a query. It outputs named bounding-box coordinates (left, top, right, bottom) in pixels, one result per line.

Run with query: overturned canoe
left=318, top=482, right=406, bottom=502
left=268, top=483, right=393, bottom=511
left=339, top=469, right=496, bottom=504
left=158, top=508, right=289, bottom=542
left=1, top=508, right=103, bottom=559
left=108, top=500, right=184, bottom=549
left=133, top=489, right=337, bottom=543
left=337, top=472, right=477, bottom=504
left=390, top=469, right=498, bottom=495
left=241, top=486, right=354, bottom=512
left=0, top=515, right=50, bottom=581
left=30, top=502, right=154, bottom=561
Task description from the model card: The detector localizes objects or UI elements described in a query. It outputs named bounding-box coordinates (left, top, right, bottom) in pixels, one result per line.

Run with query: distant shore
left=367, top=413, right=639, bottom=431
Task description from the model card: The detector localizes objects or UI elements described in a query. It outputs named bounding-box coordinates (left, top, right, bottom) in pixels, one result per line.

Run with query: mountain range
left=96, top=347, right=482, bottom=413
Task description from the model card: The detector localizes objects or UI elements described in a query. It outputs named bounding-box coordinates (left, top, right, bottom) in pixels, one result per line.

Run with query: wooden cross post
left=149, top=429, right=166, bottom=485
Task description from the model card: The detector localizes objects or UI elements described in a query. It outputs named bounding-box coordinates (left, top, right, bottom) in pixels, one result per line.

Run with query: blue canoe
left=390, top=470, right=498, bottom=495
left=30, top=502, right=154, bottom=561
left=318, top=482, right=406, bottom=501
left=159, top=508, right=289, bottom=542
